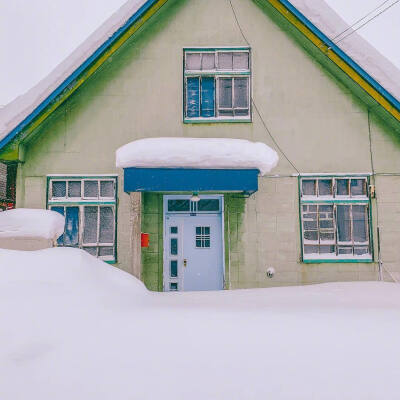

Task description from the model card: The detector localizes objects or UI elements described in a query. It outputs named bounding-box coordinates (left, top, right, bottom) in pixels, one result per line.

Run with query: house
left=1, top=0, right=400, bottom=290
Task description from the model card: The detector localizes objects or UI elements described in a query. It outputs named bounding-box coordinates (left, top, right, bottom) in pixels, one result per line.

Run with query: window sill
left=303, top=258, right=373, bottom=264
left=184, top=118, right=252, bottom=124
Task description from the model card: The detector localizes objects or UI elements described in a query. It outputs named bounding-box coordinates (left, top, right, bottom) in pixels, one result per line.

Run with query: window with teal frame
left=183, top=48, right=251, bottom=123
left=299, top=176, right=373, bottom=263
left=47, top=176, right=117, bottom=263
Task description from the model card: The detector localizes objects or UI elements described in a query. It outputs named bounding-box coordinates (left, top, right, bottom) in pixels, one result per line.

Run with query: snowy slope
left=1, top=247, right=400, bottom=400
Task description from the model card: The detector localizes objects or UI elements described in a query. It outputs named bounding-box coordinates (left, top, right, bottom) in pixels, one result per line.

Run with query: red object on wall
left=141, top=233, right=150, bottom=248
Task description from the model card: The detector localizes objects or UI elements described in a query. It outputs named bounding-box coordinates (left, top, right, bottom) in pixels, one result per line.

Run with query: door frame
left=163, top=194, right=225, bottom=291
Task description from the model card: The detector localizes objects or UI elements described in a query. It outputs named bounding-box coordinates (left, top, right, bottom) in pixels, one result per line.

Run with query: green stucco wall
left=15, top=0, right=400, bottom=288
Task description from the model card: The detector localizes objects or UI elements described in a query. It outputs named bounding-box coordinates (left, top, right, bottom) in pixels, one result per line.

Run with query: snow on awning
left=116, top=138, right=278, bottom=195
left=0, top=209, right=65, bottom=240
left=116, top=138, right=279, bottom=175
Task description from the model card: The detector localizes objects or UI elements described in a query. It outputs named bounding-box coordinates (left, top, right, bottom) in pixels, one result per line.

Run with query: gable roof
left=1, top=0, right=400, bottom=160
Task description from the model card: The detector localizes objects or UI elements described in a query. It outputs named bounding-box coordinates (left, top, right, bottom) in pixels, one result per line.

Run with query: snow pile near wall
left=116, top=137, right=279, bottom=175
left=1, top=247, right=400, bottom=399
left=0, top=208, right=65, bottom=240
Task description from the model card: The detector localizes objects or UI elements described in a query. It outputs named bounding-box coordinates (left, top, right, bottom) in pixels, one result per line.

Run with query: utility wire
left=228, top=0, right=300, bottom=174
left=331, top=0, right=391, bottom=41
left=334, top=0, right=400, bottom=44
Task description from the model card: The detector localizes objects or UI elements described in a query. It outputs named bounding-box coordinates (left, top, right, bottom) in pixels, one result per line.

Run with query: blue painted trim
left=278, top=0, right=400, bottom=111
left=0, top=0, right=159, bottom=150
left=123, top=168, right=259, bottom=194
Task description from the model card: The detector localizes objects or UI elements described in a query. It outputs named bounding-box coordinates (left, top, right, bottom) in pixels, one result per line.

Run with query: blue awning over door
left=123, top=168, right=259, bottom=194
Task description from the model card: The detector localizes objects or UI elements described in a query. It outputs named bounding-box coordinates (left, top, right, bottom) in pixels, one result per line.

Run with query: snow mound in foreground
left=0, top=208, right=65, bottom=240
left=1, top=247, right=400, bottom=400
left=116, top=137, right=279, bottom=175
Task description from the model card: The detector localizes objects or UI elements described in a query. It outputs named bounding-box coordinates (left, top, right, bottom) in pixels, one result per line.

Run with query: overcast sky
left=0, top=0, right=399, bottom=106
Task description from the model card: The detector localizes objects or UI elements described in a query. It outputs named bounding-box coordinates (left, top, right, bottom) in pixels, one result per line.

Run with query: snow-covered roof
left=116, top=138, right=279, bottom=175
left=0, top=208, right=65, bottom=240
left=1, top=0, right=400, bottom=151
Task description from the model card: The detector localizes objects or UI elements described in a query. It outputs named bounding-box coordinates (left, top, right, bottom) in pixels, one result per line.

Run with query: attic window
left=183, top=48, right=251, bottom=122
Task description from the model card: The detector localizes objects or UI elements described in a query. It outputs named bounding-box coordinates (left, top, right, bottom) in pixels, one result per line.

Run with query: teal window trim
left=299, top=175, right=373, bottom=263
left=183, top=47, right=252, bottom=123
left=46, top=175, right=118, bottom=263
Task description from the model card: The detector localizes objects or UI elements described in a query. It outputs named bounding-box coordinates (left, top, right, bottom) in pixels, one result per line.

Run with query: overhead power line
left=334, top=0, right=400, bottom=44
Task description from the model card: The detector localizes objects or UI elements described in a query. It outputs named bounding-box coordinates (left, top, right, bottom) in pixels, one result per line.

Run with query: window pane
left=338, top=247, right=352, bottom=255
left=319, top=245, right=335, bottom=254
left=197, top=199, right=220, bottom=211
left=99, top=247, right=114, bottom=257
left=52, top=181, right=66, bottom=198
left=304, top=245, right=319, bottom=254
left=99, top=207, right=114, bottom=243
left=336, top=179, right=349, bottom=196
left=83, top=206, right=98, bottom=243
left=100, top=181, right=114, bottom=198
left=51, top=206, right=65, bottom=245
left=337, top=205, right=351, bottom=242
left=170, top=282, right=178, bottom=291
left=233, top=52, right=249, bottom=70
left=200, top=77, right=215, bottom=118
left=68, top=181, right=81, bottom=198
left=318, top=179, right=332, bottom=196
left=168, top=200, right=190, bottom=212
left=170, top=260, right=178, bottom=278
left=234, top=77, right=248, bottom=109
left=201, top=53, right=215, bottom=70
left=185, top=53, right=201, bottom=70
left=218, top=110, right=234, bottom=117
left=354, top=246, right=369, bottom=255
left=84, top=181, right=98, bottom=198
left=351, top=179, right=366, bottom=196
left=186, top=77, right=200, bottom=118
left=304, top=231, right=318, bottom=241
left=170, top=226, right=178, bottom=234
left=219, top=78, right=232, bottom=109
left=352, top=205, right=367, bottom=243
left=218, top=52, right=233, bottom=69
left=84, top=247, right=97, bottom=256
left=302, top=180, right=316, bottom=196
left=65, top=207, right=79, bottom=246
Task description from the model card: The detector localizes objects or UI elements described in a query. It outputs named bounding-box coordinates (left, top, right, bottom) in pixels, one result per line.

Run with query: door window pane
left=170, top=238, right=178, bottom=255
left=197, top=199, right=220, bottom=212
left=51, top=206, right=65, bottom=245
left=219, top=78, right=232, bottom=108
left=170, top=260, right=178, bottom=278
left=100, top=181, right=114, bottom=198
left=200, top=77, right=215, bottom=118
left=337, top=205, right=351, bottom=242
left=168, top=200, right=190, bottom=212
left=68, top=181, right=81, bottom=198
left=99, top=207, right=114, bottom=243
left=65, top=207, right=79, bottom=246
left=233, top=52, right=249, bottom=69
left=83, top=206, right=98, bottom=243
left=186, top=77, right=200, bottom=118
left=84, top=181, right=98, bottom=198
left=52, top=181, right=66, bottom=198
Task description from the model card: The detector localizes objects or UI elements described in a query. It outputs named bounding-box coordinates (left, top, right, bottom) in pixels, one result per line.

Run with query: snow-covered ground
left=1, top=247, right=400, bottom=399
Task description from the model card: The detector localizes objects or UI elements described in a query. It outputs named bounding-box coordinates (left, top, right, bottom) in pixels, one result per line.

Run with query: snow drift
left=116, top=137, right=279, bottom=175
left=0, top=208, right=65, bottom=240
left=1, top=246, right=400, bottom=400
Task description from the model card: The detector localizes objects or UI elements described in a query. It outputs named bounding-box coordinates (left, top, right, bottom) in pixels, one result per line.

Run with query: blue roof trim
left=0, top=0, right=158, bottom=151
left=278, top=0, right=400, bottom=111
left=123, top=168, right=259, bottom=194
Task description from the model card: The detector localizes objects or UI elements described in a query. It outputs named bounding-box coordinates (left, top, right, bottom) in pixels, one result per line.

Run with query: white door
left=164, top=196, right=224, bottom=291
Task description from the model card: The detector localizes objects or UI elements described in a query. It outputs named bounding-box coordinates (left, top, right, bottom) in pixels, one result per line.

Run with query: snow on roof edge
left=115, top=137, right=279, bottom=176
left=0, top=0, right=148, bottom=142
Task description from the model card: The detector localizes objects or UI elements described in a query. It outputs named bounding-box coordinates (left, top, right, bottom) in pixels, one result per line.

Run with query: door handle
left=183, top=259, right=187, bottom=267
